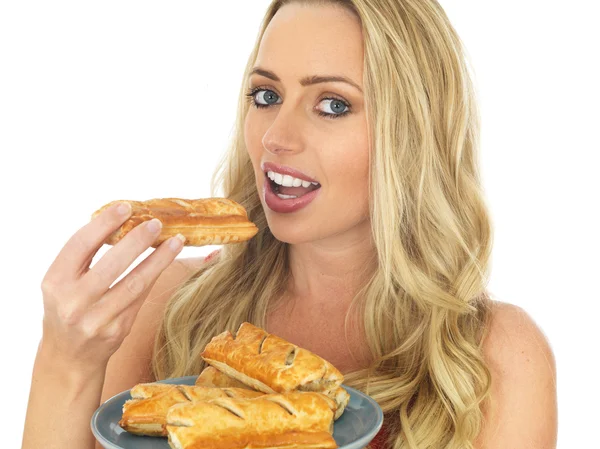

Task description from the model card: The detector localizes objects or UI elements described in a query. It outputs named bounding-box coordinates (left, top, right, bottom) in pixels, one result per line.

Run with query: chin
left=265, top=214, right=321, bottom=245
left=265, top=213, right=370, bottom=246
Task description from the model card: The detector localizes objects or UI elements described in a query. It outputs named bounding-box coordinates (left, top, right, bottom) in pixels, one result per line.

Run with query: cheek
left=244, top=112, right=262, bottom=161
left=322, top=147, right=370, bottom=221
left=327, top=135, right=370, bottom=196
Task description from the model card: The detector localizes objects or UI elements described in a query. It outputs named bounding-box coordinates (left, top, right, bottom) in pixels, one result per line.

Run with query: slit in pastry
left=209, top=398, right=246, bottom=419
left=258, top=335, right=268, bottom=354
left=222, top=389, right=235, bottom=398
left=285, top=347, right=297, bottom=366
left=175, top=386, right=195, bottom=402
left=263, top=396, right=296, bottom=416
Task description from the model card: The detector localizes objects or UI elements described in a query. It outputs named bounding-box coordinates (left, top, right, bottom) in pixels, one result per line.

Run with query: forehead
left=254, top=3, right=363, bottom=82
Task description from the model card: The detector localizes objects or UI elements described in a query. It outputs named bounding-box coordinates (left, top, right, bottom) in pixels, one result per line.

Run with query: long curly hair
left=152, top=1, right=495, bottom=447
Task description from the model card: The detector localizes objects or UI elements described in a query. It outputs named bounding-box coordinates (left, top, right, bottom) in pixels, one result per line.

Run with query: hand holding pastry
left=39, top=200, right=187, bottom=372
left=39, top=197, right=257, bottom=374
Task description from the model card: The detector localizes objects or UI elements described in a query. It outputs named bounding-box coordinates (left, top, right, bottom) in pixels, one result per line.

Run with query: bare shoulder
left=475, top=300, right=557, bottom=448
left=482, top=300, right=556, bottom=370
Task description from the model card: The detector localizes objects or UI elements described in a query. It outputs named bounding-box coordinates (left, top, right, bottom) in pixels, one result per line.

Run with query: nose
left=261, top=102, right=305, bottom=156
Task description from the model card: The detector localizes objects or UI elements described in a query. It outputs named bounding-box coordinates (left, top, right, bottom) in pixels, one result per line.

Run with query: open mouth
left=265, top=171, right=321, bottom=199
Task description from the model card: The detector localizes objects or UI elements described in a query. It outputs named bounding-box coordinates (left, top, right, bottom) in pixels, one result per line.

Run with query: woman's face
left=245, top=3, right=369, bottom=245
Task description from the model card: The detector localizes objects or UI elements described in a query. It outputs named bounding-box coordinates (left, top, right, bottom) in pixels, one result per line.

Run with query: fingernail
left=146, top=218, right=162, bottom=233
left=116, top=202, right=131, bottom=216
left=169, top=234, right=186, bottom=250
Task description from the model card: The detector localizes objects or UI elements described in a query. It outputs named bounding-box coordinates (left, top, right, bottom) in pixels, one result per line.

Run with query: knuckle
left=40, top=276, right=57, bottom=295
left=104, top=320, right=127, bottom=347
left=106, top=321, right=124, bottom=340
left=125, top=273, right=146, bottom=296
left=80, top=317, right=124, bottom=346
left=57, top=304, right=82, bottom=325
left=80, top=320, right=101, bottom=340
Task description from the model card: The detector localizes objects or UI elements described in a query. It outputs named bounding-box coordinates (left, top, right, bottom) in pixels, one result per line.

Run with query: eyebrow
left=249, top=67, right=363, bottom=93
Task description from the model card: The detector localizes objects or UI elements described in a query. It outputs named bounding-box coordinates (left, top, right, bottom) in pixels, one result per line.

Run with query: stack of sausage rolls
left=119, top=322, right=350, bottom=449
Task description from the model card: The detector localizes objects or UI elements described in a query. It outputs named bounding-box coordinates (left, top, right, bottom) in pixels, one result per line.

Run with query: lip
left=261, top=161, right=320, bottom=184
left=263, top=172, right=321, bottom=213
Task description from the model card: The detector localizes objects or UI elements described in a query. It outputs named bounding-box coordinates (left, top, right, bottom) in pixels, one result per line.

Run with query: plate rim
left=91, top=375, right=384, bottom=449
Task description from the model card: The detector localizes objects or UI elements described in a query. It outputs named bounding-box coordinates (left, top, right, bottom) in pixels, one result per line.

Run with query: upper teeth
left=267, top=171, right=318, bottom=188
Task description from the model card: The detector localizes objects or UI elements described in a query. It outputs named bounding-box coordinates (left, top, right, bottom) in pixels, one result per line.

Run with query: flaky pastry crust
left=119, top=384, right=262, bottom=437
left=91, top=197, right=258, bottom=247
left=195, top=366, right=255, bottom=390
left=166, top=392, right=337, bottom=449
left=201, top=323, right=344, bottom=408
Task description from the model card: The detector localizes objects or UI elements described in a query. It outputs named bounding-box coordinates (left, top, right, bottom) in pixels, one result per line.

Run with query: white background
left=1, top=1, right=598, bottom=448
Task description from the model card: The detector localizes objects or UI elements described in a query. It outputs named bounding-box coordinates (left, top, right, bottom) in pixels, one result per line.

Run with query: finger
left=47, top=201, right=133, bottom=282
left=89, top=234, right=185, bottom=323
left=80, top=217, right=164, bottom=300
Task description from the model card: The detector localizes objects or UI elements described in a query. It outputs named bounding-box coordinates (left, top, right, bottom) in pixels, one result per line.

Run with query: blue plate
left=91, top=375, right=383, bottom=449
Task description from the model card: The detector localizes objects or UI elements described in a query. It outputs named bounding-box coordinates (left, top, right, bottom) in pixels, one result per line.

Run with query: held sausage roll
left=91, top=197, right=259, bottom=248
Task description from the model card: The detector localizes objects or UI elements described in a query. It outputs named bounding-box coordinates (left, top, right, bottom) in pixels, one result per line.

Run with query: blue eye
left=320, top=98, right=349, bottom=116
left=251, top=88, right=282, bottom=106
left=245, top=87, right=351, bottom=120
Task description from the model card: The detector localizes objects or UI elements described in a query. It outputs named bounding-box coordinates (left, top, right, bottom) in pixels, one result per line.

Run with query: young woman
left=22, top=1, right=557, bottom=448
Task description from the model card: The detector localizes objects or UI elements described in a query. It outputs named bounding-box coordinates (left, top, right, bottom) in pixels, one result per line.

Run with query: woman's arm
left=474, top=302, right=558, bottom=449
left=22, top=342, right=106, bottom=449
left=21, top=258, right=196, bottom=449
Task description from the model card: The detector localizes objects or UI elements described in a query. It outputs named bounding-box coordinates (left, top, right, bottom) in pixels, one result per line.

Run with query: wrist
left=35, top=339, right=107, bottom=388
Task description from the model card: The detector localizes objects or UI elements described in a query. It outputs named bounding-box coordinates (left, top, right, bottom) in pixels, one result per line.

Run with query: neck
left=286, top=219, right=377, bottom=304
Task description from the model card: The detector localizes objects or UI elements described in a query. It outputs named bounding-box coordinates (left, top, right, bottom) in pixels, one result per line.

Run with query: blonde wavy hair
left=152, top=0, right=495, bottom=448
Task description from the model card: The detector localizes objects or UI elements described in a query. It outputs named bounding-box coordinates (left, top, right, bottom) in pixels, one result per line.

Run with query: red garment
left=369, top=424, right=390, bottom=449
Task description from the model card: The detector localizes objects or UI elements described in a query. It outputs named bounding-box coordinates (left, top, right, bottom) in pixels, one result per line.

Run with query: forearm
left=22, top=342, right=107, bottom=449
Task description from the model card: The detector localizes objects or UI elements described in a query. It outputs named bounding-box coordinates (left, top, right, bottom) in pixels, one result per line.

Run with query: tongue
left=278, top=185, right=317, bottom=196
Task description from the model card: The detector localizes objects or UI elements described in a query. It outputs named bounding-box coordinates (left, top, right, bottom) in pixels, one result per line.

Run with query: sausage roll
left=119, top=384, right=262, bottom=437
left=91, top=197, right=259, bottom=248
left=200, top=322, right=346, bottom=416
left=166, top=392, right=337, bottom=449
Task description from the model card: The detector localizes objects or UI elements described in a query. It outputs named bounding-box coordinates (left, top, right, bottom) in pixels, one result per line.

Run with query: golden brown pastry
left=201, top=323, right=344, bottom=410
left=178, top=385, right=263, bottom=402
left=331, top=386, right=350, bottom=420
left=119, top=384, right=262, bottom=437
left=195, top=365, right=255, bottom=390
left=120, top=385, right=188, bottom=437
left=91, top=197, right=258, bottom=248
left=166, top=392, right=337, bottom=449
left=129, top=382, right=176, bottom=400
left=195, top=366, right=348, bottom=418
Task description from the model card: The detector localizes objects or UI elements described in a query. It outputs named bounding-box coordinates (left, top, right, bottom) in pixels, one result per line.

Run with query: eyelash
left=245, top=86, right=351, bottom=120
